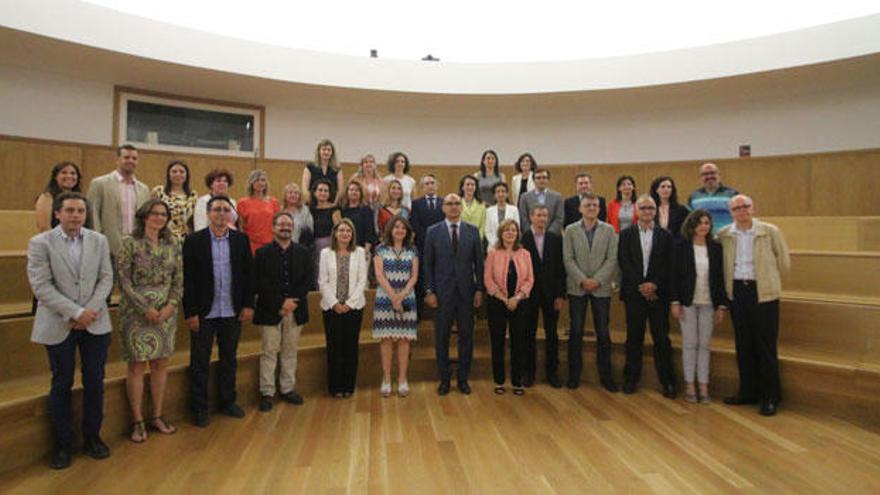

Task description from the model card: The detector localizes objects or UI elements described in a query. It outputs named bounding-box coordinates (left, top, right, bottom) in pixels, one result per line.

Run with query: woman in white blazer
left=485, top=182, right=520, bottom=250
left=318, top=218, right=368, bottom=397
left=510, top=152, right=537, bottom=208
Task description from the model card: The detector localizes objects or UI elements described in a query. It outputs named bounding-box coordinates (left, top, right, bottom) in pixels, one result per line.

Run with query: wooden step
left=0, top=210, right=35, bottom=252
left=784, top=250, right=880, bottom=300
left=762, top=216, right=880, bottom=252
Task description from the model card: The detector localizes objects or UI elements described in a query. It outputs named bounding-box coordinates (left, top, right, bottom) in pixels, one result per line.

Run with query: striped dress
left=372, top=244, right=418, bottom=340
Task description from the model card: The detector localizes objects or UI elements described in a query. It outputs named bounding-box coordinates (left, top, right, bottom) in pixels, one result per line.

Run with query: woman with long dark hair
left=650, top=176, right=689, bottom=238
left=35, top=161, right=84, bottom=232
left=475, top=150, right=505, bottom=205
left=151, top=160, right=198, bottom=242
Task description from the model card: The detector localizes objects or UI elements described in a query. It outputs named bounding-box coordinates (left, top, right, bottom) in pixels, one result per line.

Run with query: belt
left=734, top=279, right=755, bottom=286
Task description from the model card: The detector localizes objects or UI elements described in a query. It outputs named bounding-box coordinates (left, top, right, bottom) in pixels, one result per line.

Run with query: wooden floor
left=1, top=380, right=879, bottom=494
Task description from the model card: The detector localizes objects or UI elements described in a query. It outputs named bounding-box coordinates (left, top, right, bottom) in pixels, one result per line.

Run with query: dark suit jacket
left=410, top=196, right=445, bottom=253
left=423, top=221, right=484, bottom=302
left=182, top=228, right=254, bottom=319
left=521, top=229, right=565, bottom=302
left=251, top=241, right=312, bottom=326
left=670, top=238, right=728, bottom=308
left=617, top=224, right=673, bottom=302
left=564, top=195, right=607, bottom=227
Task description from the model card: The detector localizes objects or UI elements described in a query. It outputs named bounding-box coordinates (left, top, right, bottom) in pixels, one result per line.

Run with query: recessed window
left=116, top=88, right=263, bottom=157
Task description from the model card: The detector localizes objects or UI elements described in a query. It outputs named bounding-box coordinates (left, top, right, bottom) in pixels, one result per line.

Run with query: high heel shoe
left=398, top=381, right=410, bottom=397
left=380, top=381, right=392, bottom=397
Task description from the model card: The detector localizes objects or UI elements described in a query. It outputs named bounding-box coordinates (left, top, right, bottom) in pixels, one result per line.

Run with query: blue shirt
left=206, top=229, right=235, bottom=318
left=687, top=184, right=738, bottom=234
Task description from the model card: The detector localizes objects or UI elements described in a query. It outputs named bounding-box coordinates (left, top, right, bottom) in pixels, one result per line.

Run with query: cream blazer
left=485, top=204, right=520, bottom=250
left=86, top=171, right=150, bottom=255
left=510, top=172, right=536, bottom=207
left=318, top=246, right=368, bottom=310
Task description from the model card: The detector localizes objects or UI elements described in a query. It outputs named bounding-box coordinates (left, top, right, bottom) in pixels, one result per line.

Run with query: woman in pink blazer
left=484, top=219, right=534, bottom=395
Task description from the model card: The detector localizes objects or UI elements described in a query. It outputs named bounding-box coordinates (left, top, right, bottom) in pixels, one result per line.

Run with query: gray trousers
left=680, top=304, right=714, bottom=384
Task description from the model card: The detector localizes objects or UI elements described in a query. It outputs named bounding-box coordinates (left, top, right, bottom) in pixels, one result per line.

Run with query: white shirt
left=693, top=244, right=711, bottom=305
left=638, top=222, right=654, bottom=278
left=57, top=228, right=84, bottom=320
left=445, top=219, right=461, bottom=242
left=733, top=224, right=757, bottom=280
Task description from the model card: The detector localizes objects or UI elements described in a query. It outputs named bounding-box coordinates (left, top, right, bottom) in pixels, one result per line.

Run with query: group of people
left=27, top=142, right=790, bottom=472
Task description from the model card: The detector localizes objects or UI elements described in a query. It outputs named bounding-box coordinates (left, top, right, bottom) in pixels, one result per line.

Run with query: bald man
left=687, top=162, right=738, bottom=234
left=717, top=195, right=790, bottom=416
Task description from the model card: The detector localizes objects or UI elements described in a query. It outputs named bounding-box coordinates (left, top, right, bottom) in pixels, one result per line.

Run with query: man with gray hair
left=718, top=195, right=790, bottom=416
left=618, top=194, right=676, bottom=398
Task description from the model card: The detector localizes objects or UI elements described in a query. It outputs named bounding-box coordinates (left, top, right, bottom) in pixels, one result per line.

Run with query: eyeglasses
left=444, top=201, right=462, bottom=206
left=638, top=206, right=656, bottom=211
left=210, top=207, right=233, bottom=213
left=700, top=171, right=718, bottom=177
left=730, top=204, right=752, bottom=211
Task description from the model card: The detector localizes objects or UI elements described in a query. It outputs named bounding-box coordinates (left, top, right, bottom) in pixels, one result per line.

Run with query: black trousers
left=623, top=298, right=676, bottom=386
left=487, top=298, right=528, bottom=387
left=433, top=291, right=475, bottom=382
left=730, top=281, right=781, bottom=401
left=524, top=289, right=560, bottom=380
left=45, top=331, right=110, bottom=447
left=323, top=309, right=363, bottom=394
left=568, top=294, right=612, bottom=382
left=189, top=317, right=241, bottom=413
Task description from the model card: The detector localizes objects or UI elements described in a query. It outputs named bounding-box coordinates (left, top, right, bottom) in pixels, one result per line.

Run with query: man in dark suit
left=251, top=211, right=313, bottom=412
left=618, top=194, right=677, bottom=398
left=410, top=174, right=445, bottom=316
left=423, top=193, right=484, bottom=395
left=521, top=205, right=566, bottom=388
left=27, top=192, right=114, bottom=469
left=183, top=195, right=254, bottom=426
left=564, top=172, right=607, bottom=227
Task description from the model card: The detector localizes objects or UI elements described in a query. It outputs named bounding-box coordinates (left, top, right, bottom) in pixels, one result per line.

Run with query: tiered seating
left=1, top=207, right=878, bottom=472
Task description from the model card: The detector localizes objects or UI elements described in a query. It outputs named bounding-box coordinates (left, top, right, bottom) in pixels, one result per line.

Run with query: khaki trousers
left=259, top=315, right=303, bottom=396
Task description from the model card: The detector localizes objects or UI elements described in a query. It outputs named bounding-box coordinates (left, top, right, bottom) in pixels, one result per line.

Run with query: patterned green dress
left=117, top=236, right=183, bottom=362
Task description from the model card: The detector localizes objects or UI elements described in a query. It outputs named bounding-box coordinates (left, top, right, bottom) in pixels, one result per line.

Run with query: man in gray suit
left=519, top=168, right=565, bottom=235
left=86, top=144, right=150, bottom=257
left=27, top=192, right=114, bottom=469
left=563, top=193, right=619, bottom=391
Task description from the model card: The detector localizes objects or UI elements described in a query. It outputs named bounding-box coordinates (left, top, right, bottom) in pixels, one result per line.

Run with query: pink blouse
left=484, top=247, right=534, bottom=300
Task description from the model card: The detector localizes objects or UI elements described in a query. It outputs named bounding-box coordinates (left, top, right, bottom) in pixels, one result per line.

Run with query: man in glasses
left=519, top=168, right=565, bottom=235
left=718, top=195, right=790, bottom=416
left=687, top=162, right=738, bottom=234
left=618, top=195, right=676, bottom=398
left=183, top=195, right=254, bottom=427
left=423, top=193, right=484, bottom=396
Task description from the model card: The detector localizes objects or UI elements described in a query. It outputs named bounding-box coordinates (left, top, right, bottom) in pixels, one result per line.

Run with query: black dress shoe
left=221, top=403, right=245, bottom=418
left=622, top=381, right=637, bottom=394
left=193, top=410, right=210, bottom=428
left=600, top=379, right=620, bottom=393
left=522, top=376, right=534, bottom=388
left=566, top=378, right=580, bottom=389
left=723, top=395, right=759, bottom=406
left=437, top=381, right=450, bottom=396
left=259, top=396, right=273, bottom=412
left=280, top=390, right=305, bottom=405
left=83, top=436, right=110, bottom=459
left=547, top=375, right=563, bottom=389
left=51, top=445, right=72, bottom=470
left=457, top=381, right=472, bottom=395
left=759, top=399, right=778, bottom=416
left=662, top=383, right=677, bottom=399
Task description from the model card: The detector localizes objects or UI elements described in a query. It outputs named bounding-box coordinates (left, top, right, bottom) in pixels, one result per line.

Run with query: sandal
left=130, top=421, right=147, bottom=443
left=149, top=416, right=177, bottom=435
left=494, top=385, right=506, bottom=395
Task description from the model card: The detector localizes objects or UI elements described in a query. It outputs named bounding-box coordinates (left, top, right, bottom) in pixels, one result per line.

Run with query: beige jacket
left=562, top=220, right=618, bottom=298
left=718, top=219, right=790, bottom=303
left=86, top=171, right=150, bottom=255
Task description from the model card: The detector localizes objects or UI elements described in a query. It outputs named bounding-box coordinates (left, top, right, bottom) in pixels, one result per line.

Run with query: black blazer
left=342, top=205, right=378, bottom=247
left=617, top=224, right=674, bottom=302
left=182, top=228, right=254, bottom=319
left=670, top=238, right=728, bottom=308
left=410, top=196, right=445, bottom=253
left=521, top=229, right=565, bottom=302
left=663, top=204, right=690, bottom=239
left=564, top=195, right=607, bottom=228
left=251, top=241, right=313, bottom=326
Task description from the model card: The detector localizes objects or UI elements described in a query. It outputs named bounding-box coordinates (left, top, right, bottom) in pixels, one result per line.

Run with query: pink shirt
left=484, top=247, right=534, bottom=300
left=114, top=170, right=137, bottom=235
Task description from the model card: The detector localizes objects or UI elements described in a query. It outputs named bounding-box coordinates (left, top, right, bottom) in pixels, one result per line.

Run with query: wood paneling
left=2, top=134, right=879, bottom=215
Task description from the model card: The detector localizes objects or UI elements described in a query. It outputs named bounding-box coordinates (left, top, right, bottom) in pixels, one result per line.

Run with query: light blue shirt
left=207, top=229, right=235, bottom=318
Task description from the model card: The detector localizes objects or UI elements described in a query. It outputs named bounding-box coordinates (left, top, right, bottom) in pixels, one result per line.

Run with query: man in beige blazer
left=86, top=144, right=150, bottom=256
left=563, top=193, right=618, bottom=390
left=718, top=194, right=790, bottom=416
left=27, top=192, right=114, bottom=469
